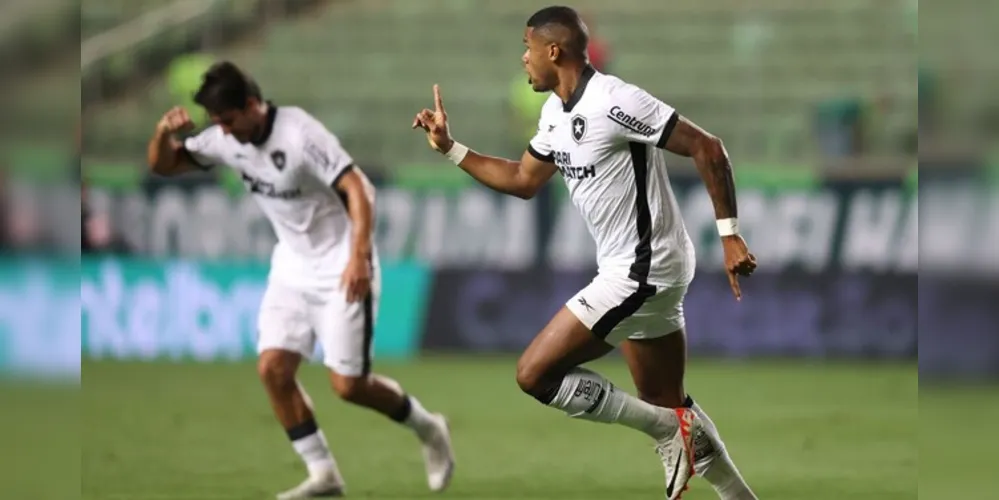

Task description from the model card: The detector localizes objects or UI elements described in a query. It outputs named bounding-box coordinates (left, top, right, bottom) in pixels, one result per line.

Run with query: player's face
left=523, top=27, right=557, bottom=92
left=211, top=100, right=261, bottom=144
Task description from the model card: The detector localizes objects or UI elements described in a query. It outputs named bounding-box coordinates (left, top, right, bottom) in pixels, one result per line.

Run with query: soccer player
left=148, top=62, right=455, bottom=499
left=412, top=6, right=758, bottom=500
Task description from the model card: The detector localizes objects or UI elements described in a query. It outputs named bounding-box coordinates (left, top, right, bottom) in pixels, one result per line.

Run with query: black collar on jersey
left=562, top=64, right=596, bottom=113
left=251, top=101, right=278, bottom=146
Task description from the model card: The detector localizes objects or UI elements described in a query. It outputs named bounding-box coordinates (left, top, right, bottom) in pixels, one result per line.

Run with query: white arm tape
left=716, top=218, right=739, bottom=237
left=445, top=141, right=469, bottom=165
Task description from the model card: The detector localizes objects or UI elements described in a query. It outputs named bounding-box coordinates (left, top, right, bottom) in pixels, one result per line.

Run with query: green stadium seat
left=84, top=0, right=922, bottom=174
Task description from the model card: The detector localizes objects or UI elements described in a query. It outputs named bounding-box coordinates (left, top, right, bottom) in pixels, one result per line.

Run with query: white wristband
left=716, top=218, right=739, bottom=237
left=444, top=141, right=469, bottom=165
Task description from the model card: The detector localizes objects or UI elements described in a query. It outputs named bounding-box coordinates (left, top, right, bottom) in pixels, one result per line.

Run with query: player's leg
left=514, top=275, right=681, bottom=440
left=257, top=284, right=344, bottom=499
left=620, top=287, right=757, bottom=500
left=313, top=284, right=454, bottom=492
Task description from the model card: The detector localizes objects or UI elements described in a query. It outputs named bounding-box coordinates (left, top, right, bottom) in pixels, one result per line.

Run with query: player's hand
left=157, top=106, right=195, bottom=135
left=721, top=234, right=757, bottom=301
left=411, top=84, right=455, bottom=154
left=341, top=256, right=371, bottom=303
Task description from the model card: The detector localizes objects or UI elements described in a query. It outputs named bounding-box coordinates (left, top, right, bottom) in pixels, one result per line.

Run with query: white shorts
left=257, top=277, right=380, bottom=377
left=566, top=273, right=688, bottom=345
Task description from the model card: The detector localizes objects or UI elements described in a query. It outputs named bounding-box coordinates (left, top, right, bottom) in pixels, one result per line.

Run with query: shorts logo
left=571, top=115, right=587, bottom=143
left=577, top=296, right=594, bottom=311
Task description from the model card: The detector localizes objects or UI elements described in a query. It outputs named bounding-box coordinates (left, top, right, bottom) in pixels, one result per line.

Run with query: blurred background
left=0, top=0, right=996, bottom=498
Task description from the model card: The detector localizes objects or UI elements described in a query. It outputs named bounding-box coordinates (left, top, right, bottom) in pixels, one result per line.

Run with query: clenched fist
left=157, top=106, right=195, bottom=135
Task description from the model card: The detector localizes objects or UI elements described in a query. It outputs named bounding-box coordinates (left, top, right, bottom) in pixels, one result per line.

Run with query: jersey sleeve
left=180, top=127, right=224, bottom=170
left=527, top=104, right=555, bottom=163
left=606, top=84, right=679, bottom=149
left=301, top=119, right=356, bottom=187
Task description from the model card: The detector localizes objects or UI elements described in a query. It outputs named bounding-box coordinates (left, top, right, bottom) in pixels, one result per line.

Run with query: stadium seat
left=83, top=0, right=922, bottom=170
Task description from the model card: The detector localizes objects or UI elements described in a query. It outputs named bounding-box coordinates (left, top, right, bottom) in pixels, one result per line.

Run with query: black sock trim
left=389, top=394, right=413, bottom=423
left=286, top=418, right=319, bottom=441
left=533, top=383, right=560, bottom=405
left=683, top=395, right=695, bottom=408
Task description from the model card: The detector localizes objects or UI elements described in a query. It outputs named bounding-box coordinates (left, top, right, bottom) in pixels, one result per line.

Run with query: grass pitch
left=82, top=356, right=917, bottom=499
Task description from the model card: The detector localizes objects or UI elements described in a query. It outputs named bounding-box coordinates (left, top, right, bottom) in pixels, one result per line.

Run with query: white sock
left=548, top=367, right=677, bottom=439
left=690, top=401, right=758, bottom=500
left=290, top=428, right=341, bottom=479
left=395, top=394, right=438, bottom=440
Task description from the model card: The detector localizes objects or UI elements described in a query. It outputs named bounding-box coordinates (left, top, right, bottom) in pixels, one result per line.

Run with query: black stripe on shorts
left=361, top=293, right=374, bottom=376
left=591, top=283, right=657, bottom=339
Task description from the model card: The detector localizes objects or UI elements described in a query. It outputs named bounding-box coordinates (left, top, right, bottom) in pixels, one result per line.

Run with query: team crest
left=270, top=150, right=286, bottom=171
left=571, top=115, right=587, bottom=143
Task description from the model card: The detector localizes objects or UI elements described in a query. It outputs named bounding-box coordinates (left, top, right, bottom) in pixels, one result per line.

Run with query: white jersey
left=529, top=66, right=695, bottom=287
left=182, top=104, right=376, bottom=288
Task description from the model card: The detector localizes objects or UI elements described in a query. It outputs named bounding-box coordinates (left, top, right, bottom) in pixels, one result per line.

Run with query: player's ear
left=547, top=43, right=560, bottom=63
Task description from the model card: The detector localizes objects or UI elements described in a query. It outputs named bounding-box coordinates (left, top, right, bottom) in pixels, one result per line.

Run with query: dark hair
left=193, top=61, right=262, bottom=114
left=526, top=6, right=589, bottom=59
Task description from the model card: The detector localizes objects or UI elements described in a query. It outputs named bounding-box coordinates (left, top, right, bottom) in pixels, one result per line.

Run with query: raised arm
left=412, top=85, right=557, bottom=199
left=443, top=148, right=557, bottom=200
left=147, top=107, right=206, bottom=176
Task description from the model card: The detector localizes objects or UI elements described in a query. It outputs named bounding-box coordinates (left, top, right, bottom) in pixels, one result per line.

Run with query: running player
left=412, top=7, right=757, bottom=500
left=149, top=61, right=455, bottom=499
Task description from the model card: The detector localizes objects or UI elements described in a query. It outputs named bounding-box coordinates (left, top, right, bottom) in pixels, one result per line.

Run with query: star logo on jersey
left=571, top=115, right=587, bottom=143
left=270, top=150, right=286, bottom=171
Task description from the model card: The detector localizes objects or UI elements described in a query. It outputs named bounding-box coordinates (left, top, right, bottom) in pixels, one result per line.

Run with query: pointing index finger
left=727, top=271, right=742, bottom=301
left=433, top=84, right=444, bottom=112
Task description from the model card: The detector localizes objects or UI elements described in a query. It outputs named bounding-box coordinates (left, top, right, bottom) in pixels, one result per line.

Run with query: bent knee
left=330, top=375, right=367, bottom=403
left=257, top=352, right=297, bottom=390
left=515, top=358, right=559, bottom=401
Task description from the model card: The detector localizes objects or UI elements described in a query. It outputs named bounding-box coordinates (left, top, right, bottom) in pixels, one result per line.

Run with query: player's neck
left=250, top=102, right=276, bottom=146
left=554, top=62, right=594, bottom=107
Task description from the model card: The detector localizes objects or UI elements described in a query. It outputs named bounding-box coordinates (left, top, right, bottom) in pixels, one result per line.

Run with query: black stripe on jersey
left=331, top=164, right=358, bottom=218
left=251, top=103, right=279, bottom=146
left=179, top=146, right=214, bottom=170
left=656, top=113, right=680, bottom=149
left=527, top=144, right=554, bottom=163
left=563, top=64, right=596, bottom=113
left=627, top=142, right=653, bottom=284
left=591, top=282, right=657, bottom=339
left=330, top=164, right=356, bottom=189
left=361, top=293, right=374, bottom=376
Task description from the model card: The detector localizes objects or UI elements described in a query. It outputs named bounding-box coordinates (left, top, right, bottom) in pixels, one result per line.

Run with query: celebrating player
left=413, top=7, right=757, bottom=500
left=149, top=61, right=455, bottom=499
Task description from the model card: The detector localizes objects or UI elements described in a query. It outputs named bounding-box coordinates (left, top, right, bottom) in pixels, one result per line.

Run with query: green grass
left=920, top=384, right=999, bottom=499
left=0, top=381, right=79, bottom=499
left=82, top=357, right=917, bottom=500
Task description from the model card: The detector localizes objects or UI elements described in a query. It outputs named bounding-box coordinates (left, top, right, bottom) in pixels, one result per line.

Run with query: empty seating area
left=85, top=0, right=921, bottom=169
left=82, top=0, right=175, bottom=38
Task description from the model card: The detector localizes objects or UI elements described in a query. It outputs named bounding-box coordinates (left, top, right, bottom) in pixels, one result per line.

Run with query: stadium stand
left=83, top=0, right=165, bottom=38
left=83, top=0, right=921, bottom=172
left=0, top=0, right=79, bottom=78
left=82, top=0, right=326, bottom=106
